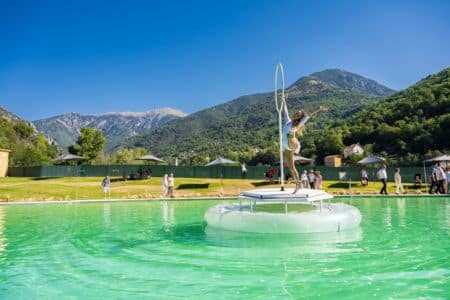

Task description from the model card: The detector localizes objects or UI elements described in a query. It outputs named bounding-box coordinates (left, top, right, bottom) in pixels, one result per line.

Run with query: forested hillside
left=339, top=67, right=450, bottom=165
left=126, top=69, right=392, bottom=164
left=0, top=107, right=58, bottom=166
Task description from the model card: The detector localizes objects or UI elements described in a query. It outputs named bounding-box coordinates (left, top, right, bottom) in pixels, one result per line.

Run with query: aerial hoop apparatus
left=275, top=63, right=286, bottom=191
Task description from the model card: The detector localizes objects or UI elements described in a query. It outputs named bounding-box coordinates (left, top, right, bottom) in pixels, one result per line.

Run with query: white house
left=343, top=143, right=364, bottom=158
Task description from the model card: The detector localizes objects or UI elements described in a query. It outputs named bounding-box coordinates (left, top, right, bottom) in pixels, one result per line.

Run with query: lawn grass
left=0, top=176, right=431, bottom=202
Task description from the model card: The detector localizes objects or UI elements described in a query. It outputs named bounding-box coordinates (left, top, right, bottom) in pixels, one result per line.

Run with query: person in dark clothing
left=377, top=164, right=388, bottom=195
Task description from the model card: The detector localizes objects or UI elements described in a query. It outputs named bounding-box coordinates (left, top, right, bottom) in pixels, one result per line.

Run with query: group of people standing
left=300, top=170, right=323, bottom=190
left=101, top=173, right=176, bottom=198
left=429, top=163, right=448, bottom=194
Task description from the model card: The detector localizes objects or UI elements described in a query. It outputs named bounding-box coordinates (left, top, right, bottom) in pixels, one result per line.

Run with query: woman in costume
left=281, top=101, right=328, bottom=193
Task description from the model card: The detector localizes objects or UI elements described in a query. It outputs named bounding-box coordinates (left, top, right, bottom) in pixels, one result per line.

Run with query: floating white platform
left=204, top=188, right=362, bottom=233
left=239, top=188, right=333, bottom=203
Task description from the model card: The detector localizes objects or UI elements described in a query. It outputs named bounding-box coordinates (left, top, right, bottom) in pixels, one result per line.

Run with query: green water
left=0, top=197, right=448, bottom=299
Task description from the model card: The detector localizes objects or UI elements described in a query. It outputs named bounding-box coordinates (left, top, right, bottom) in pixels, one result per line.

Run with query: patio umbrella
left=136, top=154, right=165, bottom=163
left=205, top=157, right=237, bottom=166
left=53, top=154, right=86, bottom=163
left=205, top=157, right=237, bottom=194
left=423, top=155, right=450, bottom=163
left=53, top=154, right=86, bottom=196
left=357, top=155, right=386, bottom=165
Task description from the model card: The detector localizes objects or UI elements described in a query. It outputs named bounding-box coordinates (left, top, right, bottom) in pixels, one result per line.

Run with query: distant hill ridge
left=0, top=107, right=58, bottom=166
left=33, top=107, right=187, bottom=150
left=301, top=69, right=394, bottom=96
left=0, top=106, right=21, bottom=123
left=339, top=66, right=450, bottom=163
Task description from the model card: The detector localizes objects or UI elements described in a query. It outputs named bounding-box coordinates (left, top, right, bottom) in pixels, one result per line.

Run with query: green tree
left=133, top=147, right=149, bottom=159
left=113, top=148, right=134, bottom=164
left=13, top=121, right=34, bottom=139
left=316, top=129, right=345, bottom=162
left=248, top=148, right=278, bottom=166
left=12, top=147, right=44, bottom=166
left=69, top=127, right=106, bottom=164
left=111, top=147, right=149, bottom=164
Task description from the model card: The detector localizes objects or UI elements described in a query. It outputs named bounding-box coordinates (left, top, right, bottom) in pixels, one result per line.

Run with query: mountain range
left=4, top=66, right=448, bottom=167
left=124, top=69, right=396, bottom=163
left=33, top=108, right=187, bottom=150
left=32, top=69, right=395, bottom=156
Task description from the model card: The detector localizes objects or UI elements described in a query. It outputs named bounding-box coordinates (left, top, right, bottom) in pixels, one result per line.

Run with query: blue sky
left=1, top=0, right=449, bottom=120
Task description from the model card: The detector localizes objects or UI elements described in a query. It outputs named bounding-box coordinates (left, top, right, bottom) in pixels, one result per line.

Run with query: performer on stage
left=281, top=101, right=328, bottom=193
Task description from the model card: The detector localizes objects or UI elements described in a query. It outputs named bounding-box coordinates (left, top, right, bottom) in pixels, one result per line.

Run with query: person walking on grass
left=167, top=173, right=175, bottom=198
left=101, top=176, right=111, bottom=199
left=377, top=164, right=388, bottom=195
left=301, top=170, right=309, bottom=189
left=446, top=167, right=450, bottom=194
left=361, top=167, right=368, bottom=186
left=434, top=163, right=447, bottom=194
left=307, top=170, right=315, bottom=189
left=241, top=163, right=247, bottom=178
left=429, top=172, right=437, bottom=194
left=394, top=168, right=404, bottom=195
left=162, top=174, right=169, bottom=197
left=314, top=170, right=323, bottom=190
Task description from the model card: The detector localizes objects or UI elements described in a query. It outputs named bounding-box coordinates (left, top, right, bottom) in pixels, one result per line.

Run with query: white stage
left=239, top=188, right=333, bottom=203
left=204, top=188, right=362, bottom=233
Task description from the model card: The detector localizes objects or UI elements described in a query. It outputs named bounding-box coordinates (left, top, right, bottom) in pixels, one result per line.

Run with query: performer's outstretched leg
left=284, top=150, right=300, bottom=193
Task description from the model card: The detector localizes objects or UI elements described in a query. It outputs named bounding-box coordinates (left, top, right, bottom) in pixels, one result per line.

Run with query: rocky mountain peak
left=33, top=107, right=188, bottom=150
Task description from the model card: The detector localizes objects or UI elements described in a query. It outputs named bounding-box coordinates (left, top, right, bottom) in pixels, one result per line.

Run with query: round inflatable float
left=204, top=188, right=362, bottom=233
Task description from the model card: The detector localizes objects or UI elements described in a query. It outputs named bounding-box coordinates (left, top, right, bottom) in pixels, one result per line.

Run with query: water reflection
left=103, top=203, right=110, bottom=226
left=396, top=198, right=406, bottom=227
left=0, top=207, right=6, bottom=259
left=384, top=200, right=392, bottom=230
left=446, top=198, right=450, bottom=229
left=161, top=201, right=175, bottom=232
left=204, top=226, right=363, bottom=254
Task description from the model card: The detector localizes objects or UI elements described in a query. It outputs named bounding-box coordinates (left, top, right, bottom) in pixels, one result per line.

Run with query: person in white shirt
left=281, top=101, right=328, bottom=194
left=361, top=167, right=368, bottom=186
left=394, top=168, right=404, bottom=194
left=301, top=170, right=309, bottom=189
left=167, top=173, right=175, bottom=198
left=162, top=174, right=168, bottom=197
left=377, top=164, right=388, bottom=195
left=446, top=167, right=450, bottom=194
left=101, top=176, right=111, bottom=199
left=434, top=163, right=447, bottom=194
left=241, top=163, right=247, bottom=178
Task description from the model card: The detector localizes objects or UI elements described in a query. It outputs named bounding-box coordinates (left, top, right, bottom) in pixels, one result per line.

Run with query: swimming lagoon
left=0, top=197, right=448, bottom=298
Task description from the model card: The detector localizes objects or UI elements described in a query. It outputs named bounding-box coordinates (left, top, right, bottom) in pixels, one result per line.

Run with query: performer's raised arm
left=308, top=105, right=329, bottom=117
left=282, top=100, right=290, bottom=122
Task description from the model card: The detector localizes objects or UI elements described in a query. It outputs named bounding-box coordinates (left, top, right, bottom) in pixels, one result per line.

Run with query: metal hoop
left=274, top=63, right=286, bottom=191
left=274, top=63, right=286, bottom=112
